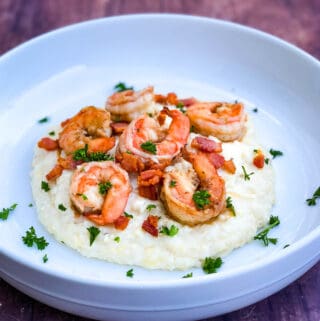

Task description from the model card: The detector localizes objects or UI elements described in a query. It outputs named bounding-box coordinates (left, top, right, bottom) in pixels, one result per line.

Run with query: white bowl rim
left=1, top=13, right=320, bottom=289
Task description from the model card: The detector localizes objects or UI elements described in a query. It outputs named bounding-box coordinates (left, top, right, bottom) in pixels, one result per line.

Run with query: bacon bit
left=58, top=155, right=82, bottom=169
left=38, top=137, right=59, bottom=151
left=138, top=185, right=158, bottom=200
left=110, top=122, right=128, bottom=135
left=138, top=169, right=163, bottom=186
left=114, top=215, right=130, bottom=230
left=178, top=97, right=198, bottom=107
left=223, top=159, right=236, bottom=174
left=191, top=137, right=222, bottom=153
left=137, top=169, right=163, bottom=200
left=142, top=215, right=159, bottom=237
left=207, top=153, right=225, bottom=169
left=116, top=152, right=145, bottom=172
left=154, top=92, right=178, bottom=105
left=253, top=152, right=265, bottom=169
left=46, top=164, right=64, bottom=181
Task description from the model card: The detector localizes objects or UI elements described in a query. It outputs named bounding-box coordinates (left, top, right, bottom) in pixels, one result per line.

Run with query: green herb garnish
left=124, top=212, right=133, bottom=218
left=42, top=254, right=48, bottom=263
left=283, top=244, right=290, bottom=249
left=126, top=268, right=134, bottom=278
left=114, top=236, right=120, bottom=243
left=77, top=193, right=88, bottom=200
left=38, top=117, right=49, bottom=123
left=0, top=203, right=17, bottom=220
left=306, top=187, right=320, bottom=206
left=114, top=82, right=134, bottom=92
left=190, top=125, right=196, bottom=133
left=226, top=196, right=236, bottom=216
left=22, top=226, right=49, bottom=250
left=87, top=226, right=100, bottom=246
left=252, top=108, right=258, bottom=113
left=98, top=181, right=112, bottom=195
left=193, top=190, right=211, bottom=209
left=48, top=131, right=55, bottom=136
left=254, top=215, right=280, bottom=246
left=160, top=225, right=179, bottom=237
left=169, top=180, right=176, bottom=188
left=265, top=158, right=270, bottom=165
left=176, top=102, right=186, bottom=113
left=41, top=181, right=50, bottom=192
left=241, top=166, right=254, bottom=181
left=28, top=203, right=33, bottom=207
left=140, top=141, right=157, bottom=154
left=73, top=144, right=114, bottom=162
left=269, top=149, right=283, bottom=159
left=146, top=204, right=156, bottom=211
left=182, top=272, right=193, bottom=278
left=58, top=204, right=67, bottom=211
left=202, top=257, right=223, bottom=274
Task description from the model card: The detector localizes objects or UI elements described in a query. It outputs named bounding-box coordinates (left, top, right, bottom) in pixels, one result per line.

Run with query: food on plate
left=31, top=85, right=275, bottom=270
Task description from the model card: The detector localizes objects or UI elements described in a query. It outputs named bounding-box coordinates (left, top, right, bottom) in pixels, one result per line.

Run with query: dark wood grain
left=0, top=1, right=319, bottom=320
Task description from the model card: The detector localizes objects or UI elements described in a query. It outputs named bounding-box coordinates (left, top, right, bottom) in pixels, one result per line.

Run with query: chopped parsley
left=124, top=211, right=133, bottom=218
left=0, top=203, right=17, bottom=220
left=114, top=82, right=134, bottom=92
left=77, top=193, right=88, bottom=200
left=265, top=158, right=270, bottom=165
left=226, top=196, right=236, bottom=216
left=146, top=204, right=156, bottom=211
left=87, top=226, right=100, bottom=246
left=306, top=187, right=320, bottom=206
left=114, top=236, right=120, bottom=243
left=41, top=181, right=50, bottom=192
left=140, top=141, right=157, bottom=155
left=38, top=117, right=49, bottom=123
left=254, top=215, right=280, bottom=246
left=252, top=108, right=258, bottom=113
left=190, top=125, right=196, bottom=133
left=193, top=190, right=211, bottom=209
left=126, top=268, right=134, bottom=278
left=58, top=204, right=67, bottom=211
left=160, top=225, right=179, bottom=237
left=241, top=166, right=254, bottom=181
left=28, top=203, right=33, bottom=207
left=269, top=149, right=283, bottom=159
left=202, top=257, right=223, bottom=274
left=98, top=181, right=112, bottom=194
left=283, top=244, right=290, bottom=249
left=169, top=180, right=176, bottom=188
left=182, top=272, right=193, bottom=278
left=73, top=144, right=114, bottom=162
left=42, top=254, right=48, bottom=263
left=48, top=131, right=55, bottom=136
left=176, top=102, right=186, bottom=113
left=22, top=226, right=49, bottom=250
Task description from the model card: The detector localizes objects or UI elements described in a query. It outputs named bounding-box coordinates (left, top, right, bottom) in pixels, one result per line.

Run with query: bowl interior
left=0, top=15, right=319, bottom=283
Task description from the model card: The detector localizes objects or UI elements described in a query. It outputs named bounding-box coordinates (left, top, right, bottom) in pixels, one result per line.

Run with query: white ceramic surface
left=0, top=14, right=320, bottom=321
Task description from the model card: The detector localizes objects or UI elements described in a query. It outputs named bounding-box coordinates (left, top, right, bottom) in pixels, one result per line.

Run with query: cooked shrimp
left=186, top=102, right=247, bottom=141
left=161, top=152, right=226, bottom=226
left=117, top=108, right=190, bottom=171
left=106, top=86, right=157, bottom=122
left=70, top=161, right=131, bottom=226
left=59, top=106, right=115, bottom=155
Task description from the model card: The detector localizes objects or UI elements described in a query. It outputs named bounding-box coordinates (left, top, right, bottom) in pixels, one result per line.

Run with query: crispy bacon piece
left=142, top=215, right=159, bottom=237
left=58, top=155, right=82, bottom=169
left=46, top=164, right=64, bottom=181
left=116, top=152, right=145, bottom=172
left=253, top=152, right=265, bottom=169
left=110, top=122, right=129, bottom=135
left=223, top=159, right=236, bottom=174
left=38, top=137, right=59, bottom=151
left=114, top=215, right=130, bottom=230
left=206, top=152, right=225, bottom=169
left=191, top=137, right=222, bottom=153
left=138, top=169, right=163, bottom=200
left=154, top=92, right=178, bottom=105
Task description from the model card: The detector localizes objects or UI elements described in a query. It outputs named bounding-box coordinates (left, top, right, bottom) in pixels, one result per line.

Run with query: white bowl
left=0, top=14, right=319, bottom=321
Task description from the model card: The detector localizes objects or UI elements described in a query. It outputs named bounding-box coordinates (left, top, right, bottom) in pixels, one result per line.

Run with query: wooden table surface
left=0, top=1, right=319, bottom=320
